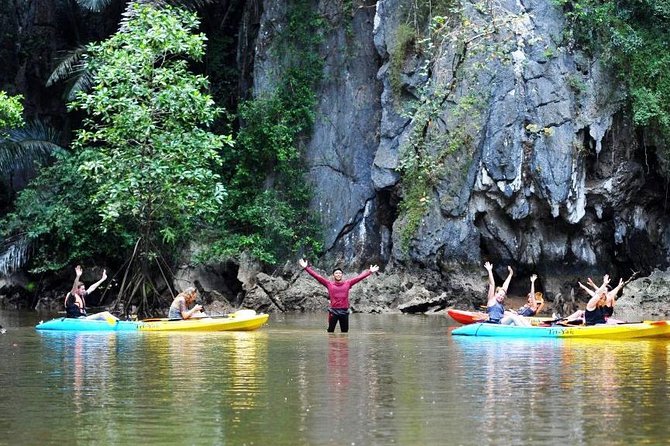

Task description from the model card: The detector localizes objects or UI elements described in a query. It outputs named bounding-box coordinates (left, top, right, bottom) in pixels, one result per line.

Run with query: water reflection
left=451, top=336, right=670, bottom=444
left=327, top=334, right=350, bottom=393
left=32, top=330, right=271, bottom=445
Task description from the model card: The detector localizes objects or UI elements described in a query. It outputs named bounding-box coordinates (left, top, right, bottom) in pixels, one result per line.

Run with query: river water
left=1, top=310, right=669, bottom=445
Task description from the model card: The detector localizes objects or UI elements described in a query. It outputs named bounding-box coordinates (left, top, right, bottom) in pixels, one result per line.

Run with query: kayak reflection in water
left=64, top=265, right=118, bottom=323
left=168, top=287, right=207, bottom=320
left=299, top=258, right=379, bottom=333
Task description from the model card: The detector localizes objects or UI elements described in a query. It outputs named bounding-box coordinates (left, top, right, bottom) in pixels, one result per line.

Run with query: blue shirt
left=487, top=302, right=505, bottom=323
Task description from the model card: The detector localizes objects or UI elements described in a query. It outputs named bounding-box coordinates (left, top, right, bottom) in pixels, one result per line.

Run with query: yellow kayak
left=139, top=310, right=269, bottom=332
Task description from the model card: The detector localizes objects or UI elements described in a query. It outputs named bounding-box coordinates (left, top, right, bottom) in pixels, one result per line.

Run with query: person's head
left=528, top=292, right=544, bottom=308
left=183, top=287, right=197, bottom=303
left=332, top=268, right=343, bottom=282
left=596, top=289, right=607, bottom=306
left=74, top=282, right=86, bottom=296
left=495, top=286, right=506, bottom=303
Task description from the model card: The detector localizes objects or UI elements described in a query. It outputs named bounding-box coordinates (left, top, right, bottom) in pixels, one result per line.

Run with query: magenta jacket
left=304, top=266, right=371, bottom=309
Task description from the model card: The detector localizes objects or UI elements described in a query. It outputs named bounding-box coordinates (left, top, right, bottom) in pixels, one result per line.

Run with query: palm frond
left=46, top=46, right=88, bottom=88
left=65, top=71, right=94, bottom=102
left=0, top=236, right=30, bottom=277
left=0, top=121, right=64, bottom=176
left=76, top=0, right=114, bottom=12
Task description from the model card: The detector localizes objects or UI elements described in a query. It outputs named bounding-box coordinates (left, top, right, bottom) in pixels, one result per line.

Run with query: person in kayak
left=299, top=258, right=379, bottom=332
left=579, top=274, right=624, bottom=325
left=168, top=287, right=206, bottom=320
left=514, top=274, right=544, bottom=317
left=560, top=274, right=624, bottom=325
left=484, top=262, right=530, bottom=326
left=64, top=265, right=118, bottom=322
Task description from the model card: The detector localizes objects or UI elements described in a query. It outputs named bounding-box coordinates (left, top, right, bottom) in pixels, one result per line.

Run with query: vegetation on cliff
left=202, top=0, right=324, bottom=265
left=559, top=0, right=670, bottom=152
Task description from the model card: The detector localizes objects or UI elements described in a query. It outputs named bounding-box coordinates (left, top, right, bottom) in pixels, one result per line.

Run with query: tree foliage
left=3, top=4, right=229, bottom=312
left=70, top=3, right=229, bottom=251
left=0, top=91, right=24, bottom=132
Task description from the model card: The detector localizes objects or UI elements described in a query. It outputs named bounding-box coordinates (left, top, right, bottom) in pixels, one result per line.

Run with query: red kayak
left=446, top=309, right=488, bottom=324
left=446, top=308, right=553, bottom=325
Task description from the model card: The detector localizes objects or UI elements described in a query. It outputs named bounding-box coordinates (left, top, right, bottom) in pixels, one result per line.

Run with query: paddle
left=141, top=310, right=257, bottom=323
left=141, top=315, right=231, bottom=322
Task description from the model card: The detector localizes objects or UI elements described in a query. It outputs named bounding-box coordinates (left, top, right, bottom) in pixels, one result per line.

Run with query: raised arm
left=501, top=266, right=514, bottom=293
left=348, top=265, right=378, bottom=287
left=578, top=281, right=597, bottom=299
left=71, top=265, right=83, bottom=294
left=607, top=278, right=624, bottom=307
left=87, top=269, right=107, bottom=294
left=583, top=276, right=610, bottom=311
left=300, top=259, right=331, bottom=287
left=484, top=262, right=495, bottom=305
left=529, top=274, right=536, bottom=298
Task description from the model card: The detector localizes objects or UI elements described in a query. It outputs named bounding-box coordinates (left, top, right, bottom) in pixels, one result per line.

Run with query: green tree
left=67, top=3, right=230, bottom=313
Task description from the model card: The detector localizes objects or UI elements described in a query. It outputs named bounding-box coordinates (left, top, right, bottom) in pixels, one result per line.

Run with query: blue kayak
left=451, top=321, right=670, bottom=339
left=36, top=318, right=140, bottom=332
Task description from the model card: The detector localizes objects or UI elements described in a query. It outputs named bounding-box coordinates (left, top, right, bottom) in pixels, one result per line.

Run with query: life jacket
left=64, top=292, right=87, bottom=318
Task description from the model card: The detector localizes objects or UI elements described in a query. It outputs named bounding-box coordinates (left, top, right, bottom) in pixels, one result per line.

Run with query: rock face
left=615, top=269, right=670, bottom=321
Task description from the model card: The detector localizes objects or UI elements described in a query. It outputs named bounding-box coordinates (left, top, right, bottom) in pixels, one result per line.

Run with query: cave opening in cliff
left=220, top=261, right=245, bottom=305
left=376, top=188, right=399, bottom=230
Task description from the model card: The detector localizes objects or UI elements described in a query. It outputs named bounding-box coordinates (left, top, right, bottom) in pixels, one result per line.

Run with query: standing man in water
left=299, top=259, right=379, bottom=333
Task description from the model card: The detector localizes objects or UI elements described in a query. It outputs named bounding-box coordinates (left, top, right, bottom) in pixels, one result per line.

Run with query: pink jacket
left=304, top=266, right=371, bottom=309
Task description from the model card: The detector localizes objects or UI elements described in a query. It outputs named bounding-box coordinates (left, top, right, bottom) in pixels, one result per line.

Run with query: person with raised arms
left=484, top=261, right=530, bottom=326
left=514, top=274, right=544, bottom=317
left=579, top=274, right=624, bottom=325
left=64, top=265, right=118, bottom=322
left=561, top=274, right=624, bottom=325
left=299, top=258, right=379, bottom=333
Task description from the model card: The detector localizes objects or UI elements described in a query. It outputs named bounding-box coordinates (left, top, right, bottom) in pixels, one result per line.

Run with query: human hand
left=484, top=261, right=493, bottom=272
left=299, top=258, right=308, bottom=269
left=530, top=274, right=537, bottom=282
left=101, top=269, right=107, bottom=281
left=508, top=266, right=513, bottom=275
left=75, top=265, right=82, bottom=277
left=370, top=264, right=379, bottom=273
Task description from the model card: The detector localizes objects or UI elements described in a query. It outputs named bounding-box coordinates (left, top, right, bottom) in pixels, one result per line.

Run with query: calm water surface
left=1, top=310, right=669, bottom=445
